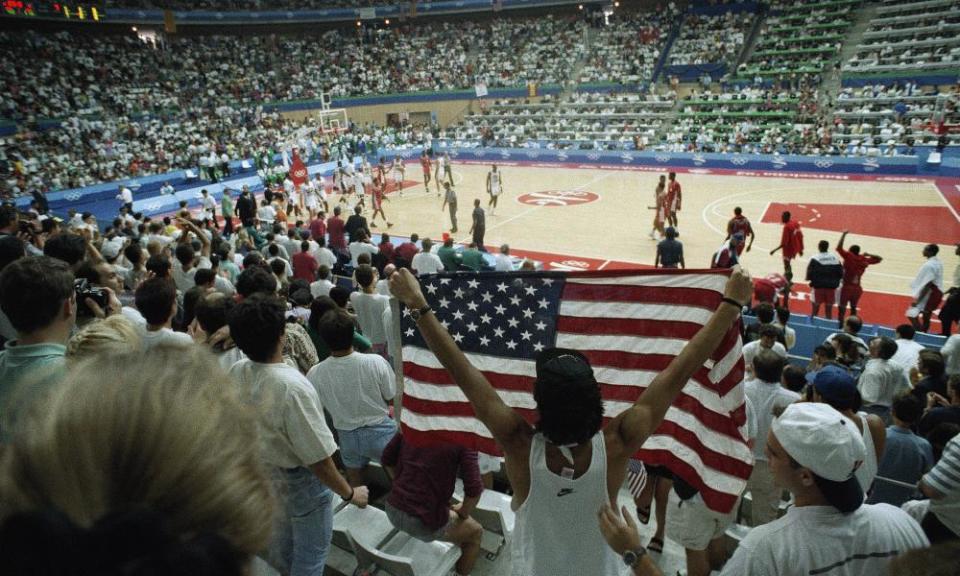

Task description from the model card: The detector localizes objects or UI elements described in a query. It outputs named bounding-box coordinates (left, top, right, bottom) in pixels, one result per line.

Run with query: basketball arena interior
left=1, top=0, right=959, bottom=574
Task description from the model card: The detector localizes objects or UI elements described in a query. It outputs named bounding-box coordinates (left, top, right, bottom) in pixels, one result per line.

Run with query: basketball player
left=361, top=157, right=374, bottom=194
left=420, top=151, right=432, bottom=191
left=725, top=207, right=754, bottom=254
left=370, top=180, right=393, bottom=229
left=486, top=164, right=503, bottom=215
left=352, top=166, right=366, bottom=212
left=666, top=172, right=682, bottom=228
left=392, top=156, right=406, bottom=197
left=649, top=175, right=667, bottom=240
left=770, top=211, right=804, bottom=282
left=836, top=230, right=882, bottom=326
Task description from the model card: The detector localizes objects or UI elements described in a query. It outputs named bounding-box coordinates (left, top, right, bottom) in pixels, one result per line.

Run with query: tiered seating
left=473, top=16, right=588, bottom=88
left=662, top=87, right=821, bottom=154
left=736, top=0, right=859, bottom=80
left=832, top=85, right=960, bottom=149
left=667, top=11, right=754, bottom=66
left=448, top=92, right=675, bottom=150
left=579, top=8, right=679, bottom=85
left=844, top=0, right=960, bottom=74
left=107, top=0, right=396, bottom=8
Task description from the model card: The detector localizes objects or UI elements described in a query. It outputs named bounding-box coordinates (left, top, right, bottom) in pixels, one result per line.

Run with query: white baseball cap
left=771, top=402, right=866, bottom=513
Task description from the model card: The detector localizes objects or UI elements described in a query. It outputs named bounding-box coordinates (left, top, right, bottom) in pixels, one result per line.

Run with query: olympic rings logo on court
left=814, top=159, right=834, bottom=168
left=692, top=154, right=706, bottom=166
left=526, top=151, right=540, bottom=159
left=655, top=155, right=671, bottom=163
left=620, top=153, right=634, bottom=163
left=730, top=157, right=749, bottom=166
left=475, top=150, right=487, bottom=158
left=65, top=192, right=83, bottom=201
left=500, top=151, right=512, bottom=159
left=517, top=190, right=599, bottom=207
left=587, top=153, right=601, bottom=160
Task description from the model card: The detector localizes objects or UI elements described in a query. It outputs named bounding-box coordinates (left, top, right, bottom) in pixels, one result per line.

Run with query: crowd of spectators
left=105, top=0, right=392, bottom=9
left=844, top=1, right=960, bottom=74
left=667, top=11, right=753, bottom=66
left=578, top=7, right=679, bottom=85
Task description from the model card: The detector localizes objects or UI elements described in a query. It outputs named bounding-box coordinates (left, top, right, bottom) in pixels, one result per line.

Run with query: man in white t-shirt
left=116, top=184, right=133, bottom=212
left=411, top=237, right=444, bottom=275
left=311, top=236, right=337, bottom=271
left=744, top=348, right=799, bottom=526
left=721, top=402, right=928, bottom=576
left=306, top=309, right=397, bottom=486
left=200, top=188, right=217, bottom=222
left=171, top=218, right=212, bottom=294
left=134, top=277, right=193, bottom=350
left=349, top=264, right=390, bottom=356
left=348, top=230, right=379, bottom=268
left=494, top=244, right=514, bottom=272
left=310, top=265, right=336, bottom=299
left=227, top=294, right=369, bottom=576
left=742, top=324, right=788, bottom=375
left=891, top=323, right=926, bottom=378
left=859, top=336, right=911, bottom=421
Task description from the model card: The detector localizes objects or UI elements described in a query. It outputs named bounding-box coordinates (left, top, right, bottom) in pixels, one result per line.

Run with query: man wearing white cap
left=721, top=402, right=928, bottom=576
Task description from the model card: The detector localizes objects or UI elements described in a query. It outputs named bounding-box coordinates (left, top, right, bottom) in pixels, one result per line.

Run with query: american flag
left=398, top=269, right=752, bottom=513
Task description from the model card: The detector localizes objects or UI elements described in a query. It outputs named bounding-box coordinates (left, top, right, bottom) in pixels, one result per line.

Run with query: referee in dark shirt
left=656, top=227, right=685, bottom=269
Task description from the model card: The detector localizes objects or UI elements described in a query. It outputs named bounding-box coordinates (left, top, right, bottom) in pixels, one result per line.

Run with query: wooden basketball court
left=378, top=161, right=959, bottom=327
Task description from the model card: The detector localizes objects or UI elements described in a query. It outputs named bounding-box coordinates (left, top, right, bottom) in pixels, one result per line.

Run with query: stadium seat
left=331, top=503, right=396, bottom=551
left=348, top=529, right=461, bottom=576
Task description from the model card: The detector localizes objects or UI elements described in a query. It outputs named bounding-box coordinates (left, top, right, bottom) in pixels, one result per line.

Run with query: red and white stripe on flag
left=399, top=269, right=752, bottom=514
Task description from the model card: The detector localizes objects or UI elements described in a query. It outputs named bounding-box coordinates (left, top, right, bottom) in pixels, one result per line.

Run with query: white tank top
left=511, top=433, right=624, bottom=576
left=855, top=412, right=878, bottom=493
left=490, top=171, right=501, bottom=187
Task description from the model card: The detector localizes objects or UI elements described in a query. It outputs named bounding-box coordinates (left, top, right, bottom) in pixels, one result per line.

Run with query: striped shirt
left=924, top=435, right=960, bottom=536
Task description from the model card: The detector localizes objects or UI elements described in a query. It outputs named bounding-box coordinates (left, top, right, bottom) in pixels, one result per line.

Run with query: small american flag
left=398, top=269, right=752, bottom=513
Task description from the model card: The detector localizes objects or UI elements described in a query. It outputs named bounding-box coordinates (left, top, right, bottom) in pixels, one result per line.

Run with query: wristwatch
left=409, top=305, right=432, bottom=321
left=622, top=547, right=647, bottom=568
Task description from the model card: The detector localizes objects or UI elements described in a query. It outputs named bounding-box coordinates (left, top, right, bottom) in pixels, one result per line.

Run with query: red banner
left=289, top=151, right=308, bottom=188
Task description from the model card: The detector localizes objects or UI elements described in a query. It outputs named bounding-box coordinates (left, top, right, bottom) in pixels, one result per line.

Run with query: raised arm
left=608, top=267, right=753, bottom=455
left=389, top=269, right=530, bottom=448
left=837, top=230, right=849, bottom=252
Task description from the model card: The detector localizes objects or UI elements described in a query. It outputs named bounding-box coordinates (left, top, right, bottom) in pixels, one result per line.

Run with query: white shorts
left=305, top=195, right=319, bottom=210
left=394, top=174, right=403, bottom=183
left=665, top=490, right=737, bottom=551
left=363, top=174, right=373, bottom=185
left=490, top=185, right=501, bottom=197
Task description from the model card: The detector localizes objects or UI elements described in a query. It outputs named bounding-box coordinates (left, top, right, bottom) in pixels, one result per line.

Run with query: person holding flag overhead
left=388, top=265, right=754, bottom=576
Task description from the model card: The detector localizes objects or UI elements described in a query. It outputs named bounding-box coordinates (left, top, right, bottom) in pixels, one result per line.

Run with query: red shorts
left=839, top=284, right=863, bottom=307
left=812, top=287, right=836, bottom=304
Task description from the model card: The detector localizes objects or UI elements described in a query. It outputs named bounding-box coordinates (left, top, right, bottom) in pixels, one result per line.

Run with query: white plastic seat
left=348, top=529, right=461, bottom=576
left=331, top=503, right=395, bottom=552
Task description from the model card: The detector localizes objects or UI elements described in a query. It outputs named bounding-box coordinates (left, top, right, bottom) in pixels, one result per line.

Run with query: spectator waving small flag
left=398, top=269, right=752, bottom=513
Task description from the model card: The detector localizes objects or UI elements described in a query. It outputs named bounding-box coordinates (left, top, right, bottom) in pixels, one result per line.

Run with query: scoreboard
left=3, top=0, right=103, bottom=21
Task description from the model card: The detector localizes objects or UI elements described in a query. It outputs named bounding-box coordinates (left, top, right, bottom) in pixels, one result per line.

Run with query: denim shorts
left=385, top=502, right=449, bottom=542
left=337, top=417, right=397, bottom=469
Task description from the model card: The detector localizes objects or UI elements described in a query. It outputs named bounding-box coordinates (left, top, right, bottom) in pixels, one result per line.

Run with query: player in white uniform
left=486, top=164, right=503, bottom=216
left=361, top=158, right=374, bottom=189
left=434, top=153, right=446, bottom=196
left=353, top=168, right=366, bottom=212
left=392, top=157, right=406, bottom=196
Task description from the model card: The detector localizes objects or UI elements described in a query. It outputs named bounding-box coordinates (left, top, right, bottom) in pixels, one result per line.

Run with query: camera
left=74, top=278, right=109, bottom=317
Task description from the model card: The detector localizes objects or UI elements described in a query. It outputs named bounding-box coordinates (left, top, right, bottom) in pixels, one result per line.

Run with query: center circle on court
left=516, top=190, right=599, bottom=207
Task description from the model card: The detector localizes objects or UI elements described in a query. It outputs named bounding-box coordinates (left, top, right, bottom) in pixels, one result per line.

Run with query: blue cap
left=813, top=365, right=859, bottom=411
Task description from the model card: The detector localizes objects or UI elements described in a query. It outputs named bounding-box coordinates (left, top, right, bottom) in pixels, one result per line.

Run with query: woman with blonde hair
left=65, top=314, right=143, bottom=359
left=0, top=346, right=276, bottom=575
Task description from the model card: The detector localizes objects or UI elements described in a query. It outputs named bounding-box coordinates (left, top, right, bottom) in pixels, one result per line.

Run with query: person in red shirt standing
left=420, top=151, right=432, bottom=192
left=370, top=180, right=393, bottom=229
left=726, top=207, right=755, bottom=255
left=836, top=230, right=883, bottom=326
left=666, top=172, right=682, bottom=228
left=394, top=233, right=419, bottom=270
left=770, top=211, right=804, bottom=282
left=309, top=211, right=327, bottom=243
left=292, top=241, right=319, bottom=282
left=327, top=205, right=347, bottom=263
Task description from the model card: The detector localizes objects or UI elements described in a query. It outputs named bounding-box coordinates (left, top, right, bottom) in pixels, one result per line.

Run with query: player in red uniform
left=725, top=207, right=754, bottom=255
left=666, top=172, right=682, bottom=228
left=836, top=230, right=882, bottom=326
left=770, top=210, right=804, bottom=282
left=420, top=151, right=432, bottom=192
left=370, top=184, right=393, bottom=229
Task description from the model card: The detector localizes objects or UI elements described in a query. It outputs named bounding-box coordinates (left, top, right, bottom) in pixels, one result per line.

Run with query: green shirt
left=221, top=195, right=234, bottom=218
left=307, top=326, right=372, bottom=362
left=437, top=246, right=461, bottom=271
left=460, top=248, right=485, bottom=271
left=0, top=341, right=67, bottom=439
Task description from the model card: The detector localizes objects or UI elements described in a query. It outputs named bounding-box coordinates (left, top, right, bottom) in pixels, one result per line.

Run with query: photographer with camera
left=75, top=260, right=146, bottom=329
